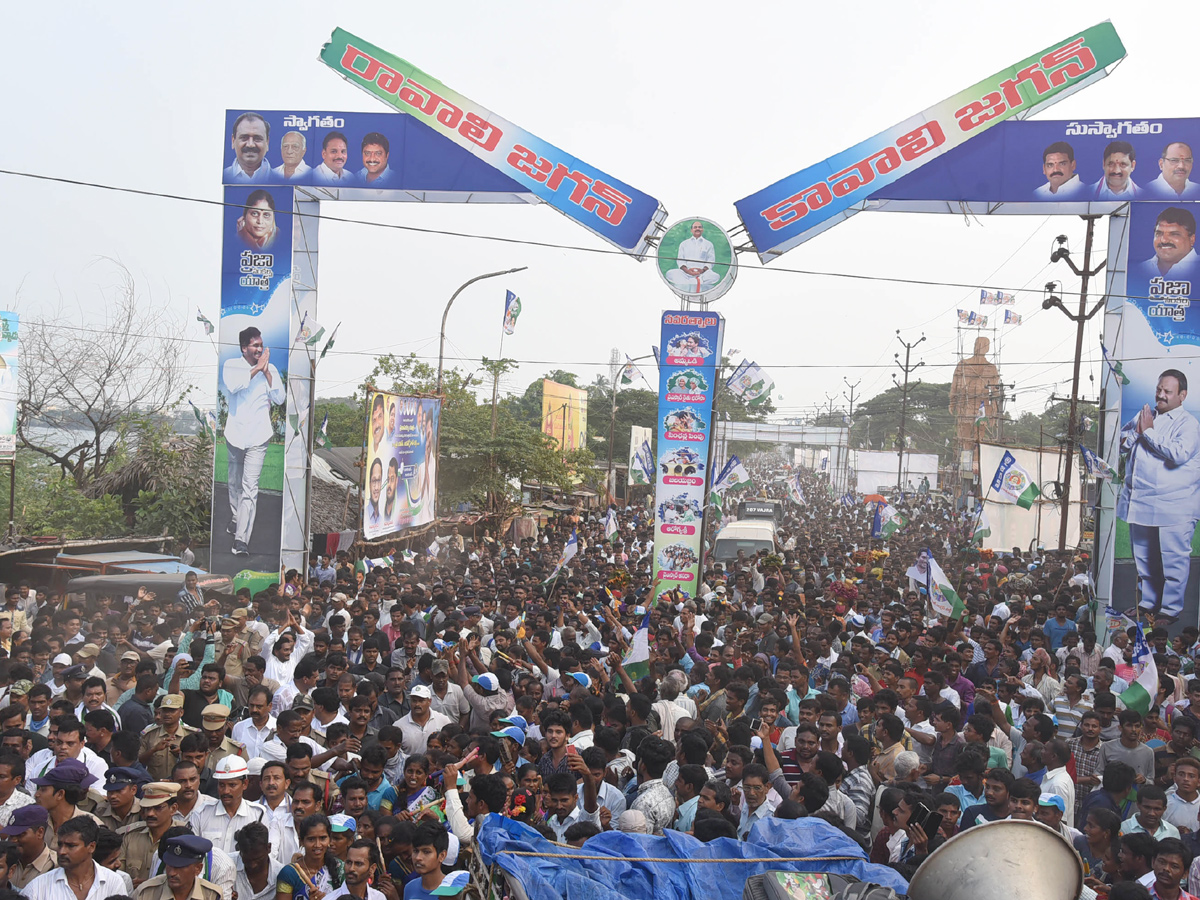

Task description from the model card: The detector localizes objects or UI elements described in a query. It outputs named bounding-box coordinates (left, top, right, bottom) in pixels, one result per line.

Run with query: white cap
left=246, top=758, right=267, bottom=776
left=52, top=653, right=73, bottom=666
left=214, top=756, right=249, bottom=780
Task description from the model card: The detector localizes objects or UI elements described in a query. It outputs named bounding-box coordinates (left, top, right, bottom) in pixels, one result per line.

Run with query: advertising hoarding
left=0, top=314, right=18, bottom=461
left=317, top=28, right=665, bottom=258
left=656, top=218, right=736, bottom=304
left=1110, top=201, right=1200, bottom=622
left=211, top=186, right=294, bottom=586
left=362, top=393, right=441, bottom=541
left=541, top=381, right=587, bottom=452
left=734, top=22, right=1125, bottom=261
left=651, top=312, right=724, bottom=602
left=872, top=117, right=1200, bottom=209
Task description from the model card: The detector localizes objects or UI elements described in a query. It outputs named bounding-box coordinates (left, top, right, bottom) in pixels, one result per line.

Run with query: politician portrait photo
left=1117, top=369, right=1200, bottom=625
left=235, top=190, right=279, bottom=250
left=313, top=130, right=353, bottom=185
left=224, top=112, right=272, bottom=184
left=1144, top=141, right=1200, bottom=200
left=1091, top=140, right=1141, bottom=200
left=657, top=218, right=734, bottom=300
left=222, top=326, right=286, bottom=557
left=1136, top=207, right=1198, bottom=281
left=358, top=131, right=395, bottom=187
left=272, top=130, right=311, bottom=182
left=1034, top=141, right=1087, bottom=199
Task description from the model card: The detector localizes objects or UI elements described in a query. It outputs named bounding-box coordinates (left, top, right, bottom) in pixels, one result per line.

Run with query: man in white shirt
left=224, top=112, right=272, bottom=184
left=1118, top=369, right=1200, bottom=624
left=1040, top=740, right=1077, bottom=828
left=261, top=617, right=314, bottom=685
left=231, top=686, right=275, bottom=760
left=233, top=820, right=282, bottom=900
left=1092, top=140, right=1141, bottom=200
left=272, top=131, right=311, bottom=182
left=22, top=816, right=130, bottom=900
left=1034, top=142, right=1087, bottom=200
left=25, top=718, right=108, bottom=793
left=665, top=221, right=721, bottom=294
left=196, top=756, right=265, bottom=853
left=1136, top=206, right=1199, bottom=280
left=222, top=326, right=285, bottom=557
left=1145, top=142, right=1200, bottom=200
left=313, top=131, right=353, bottom=185
left=397, top=685, right=451, bottom=756
left=358, top=132, right=395, bottom=187
left=252, top=759, right=298, bottom=864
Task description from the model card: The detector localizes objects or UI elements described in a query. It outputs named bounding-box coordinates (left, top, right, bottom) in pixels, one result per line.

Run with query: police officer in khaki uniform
left=214, top=618, right=250, bottom=679
left=140, top=694, right=198, bottom=781
left=201, top=704, right=247, bottom=772
left=132, top=833, right=223, bottom=900
left=231, top=608, right=265, bottom=656
left=120, top=781, right=184, bottom=887
left=1, top=804, right=54, bottom=888
left=94, top=765, right=147, bottom=830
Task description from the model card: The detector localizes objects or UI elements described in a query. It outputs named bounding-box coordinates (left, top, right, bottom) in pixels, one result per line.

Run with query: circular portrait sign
left=656, top=217, right=736, bottom=303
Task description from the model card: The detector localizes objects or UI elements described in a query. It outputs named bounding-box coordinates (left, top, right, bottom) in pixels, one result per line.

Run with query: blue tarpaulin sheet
left=478, top=816, right=908, bottom=900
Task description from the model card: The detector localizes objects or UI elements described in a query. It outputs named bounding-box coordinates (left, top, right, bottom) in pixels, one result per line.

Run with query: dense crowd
left=0, top=454, right=1187, bottom=900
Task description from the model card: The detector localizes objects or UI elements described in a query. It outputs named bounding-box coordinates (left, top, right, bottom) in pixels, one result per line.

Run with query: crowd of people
left=0, top=453, right=1186, bottom=900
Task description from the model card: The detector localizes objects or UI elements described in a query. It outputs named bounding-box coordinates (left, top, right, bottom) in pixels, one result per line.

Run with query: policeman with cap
left=94, top=765, right=149, bottom=830
left=201, top=704, right=247, bottom=772
left=215, top=618, right=250, bottom=679
left=133, top=833, right=223, bottom=900
left=2, top=804, right=54, bottom=888
left=140, top=694, right=198, bottom=780
left=120, top=782, right=182, bottom=886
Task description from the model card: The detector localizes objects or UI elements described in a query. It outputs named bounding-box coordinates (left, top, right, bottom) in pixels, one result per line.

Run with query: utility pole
left=986, top=381, right=1015, bottom=441
left=843, top=379, right=860, bottom=496
left=893, top=331, right=926, bottom=492
left=605, top=348, right=621, bottom=504
left=1043, top=220, right=1107, bottom=551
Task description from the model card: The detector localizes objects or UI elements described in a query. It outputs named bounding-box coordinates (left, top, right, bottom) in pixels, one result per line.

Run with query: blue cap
left=104, top=766, right=149, bottom=793
left=33, top=758, right=97, bottom=790
left=162, top=834, right=212, bottom=866
left=568, top=672, right=592, bottom=689
left=491, top=726, right=525, bottom=744
left=499, top=715, right=528, bottom=731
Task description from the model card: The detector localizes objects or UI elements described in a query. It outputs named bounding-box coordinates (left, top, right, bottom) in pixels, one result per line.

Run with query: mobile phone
left=566, top=745, right=578, bottom=756
left=749, top=718, right=763, bottom=732
left=912, top=801, right=944, bottom=837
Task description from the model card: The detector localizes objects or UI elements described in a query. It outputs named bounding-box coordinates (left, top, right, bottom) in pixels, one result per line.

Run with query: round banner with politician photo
left=656, top=218, right=736, bottom=303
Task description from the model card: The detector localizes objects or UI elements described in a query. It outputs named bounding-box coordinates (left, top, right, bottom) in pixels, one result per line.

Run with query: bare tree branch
left=19, top=259, right=188, bottom=486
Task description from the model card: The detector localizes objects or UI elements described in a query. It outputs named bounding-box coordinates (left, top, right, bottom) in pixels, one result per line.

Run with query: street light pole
left=1043, top=220, right=1107, bottom=551
left=436, top=266, right=528, bottom=394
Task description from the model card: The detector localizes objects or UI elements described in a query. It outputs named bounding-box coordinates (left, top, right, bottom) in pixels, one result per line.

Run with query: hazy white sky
left=0, top=2, right=1189, bottom=433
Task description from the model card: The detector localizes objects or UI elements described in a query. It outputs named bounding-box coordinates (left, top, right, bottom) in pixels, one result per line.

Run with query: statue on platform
left=949, top=336, right=1001, bottom=446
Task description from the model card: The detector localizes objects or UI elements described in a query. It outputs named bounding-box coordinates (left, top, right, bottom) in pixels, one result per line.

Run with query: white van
left=712, top=519, right=777, bottom=564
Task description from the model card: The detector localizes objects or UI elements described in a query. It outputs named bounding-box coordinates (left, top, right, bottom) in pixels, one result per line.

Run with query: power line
left=0, top=166, right=1151, bottom=302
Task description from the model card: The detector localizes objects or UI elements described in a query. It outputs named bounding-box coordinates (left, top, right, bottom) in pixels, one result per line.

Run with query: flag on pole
left=926, top=553, right=967, bottom=619
left=318, top=412, right=331, bottom=450
left=1118, top=623, right=1159, bottom=715
left=1102, top=344, right=1130, bottom=386
left=709, top=491, right=724, bottom=522
left=427, top=538, right=440, bottom=558
left=973, top=507, right=992, bottom=545
left=872, top=503, right=908, bottom=539
left=840, top=492, right=855, bottom=508
left=1003, top=310, right=1023, bottom=325
left=1079, top=444, right=1118, bottom=481
left=502, top=290, right=522, bottom=335
left=974, top=403, right=987, bottom=427
left=188, top=400, right=217, bottom=438
left=618, top=355, right=644, bottom=388
left=980, top=289, right=1016, bottom=305
left=990, top=450, right=1041, bottom=509
left=196, top=308, right=215, bottom=336
left=546, top=530, right=578, bottom=581
left=1082, top=415, right=1095, bottom=432
left=651, top=346, right=660, bottom=367
left=712, top=456, right=753, bottom=495
left=788, top=474, right=806, bottom=505
left=621, top=610, right=652, bottom=682
left=957, top=310, right=989, bottom=327
left=725, top=360, right=775, bottom=406
left=319, top=323, right=340, bottom=361
left=294, top=312, right=327, bottom=347
left=603, top=508, right=618, bottom=541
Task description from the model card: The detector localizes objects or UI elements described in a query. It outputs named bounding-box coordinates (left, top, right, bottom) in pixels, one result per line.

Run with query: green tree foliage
left=314, top=397, right=365, bottom=448
left=853, top=382, right=956, bottom=463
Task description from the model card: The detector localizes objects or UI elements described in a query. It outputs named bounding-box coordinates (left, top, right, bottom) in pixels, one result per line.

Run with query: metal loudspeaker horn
left=907, top=820, right=1082, bottom=900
